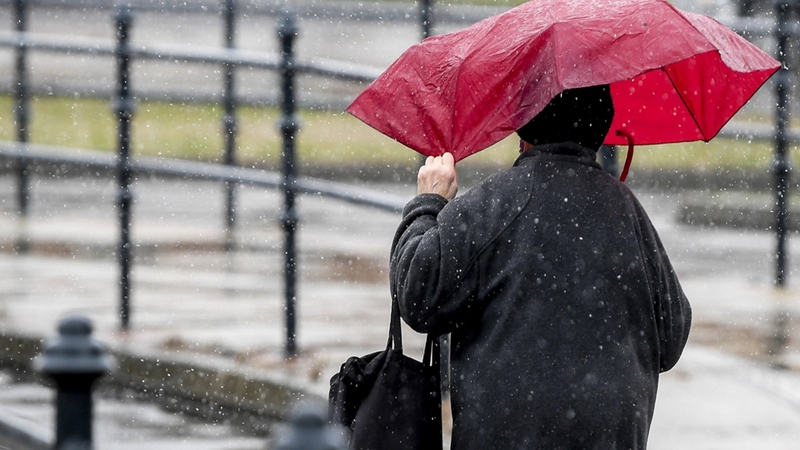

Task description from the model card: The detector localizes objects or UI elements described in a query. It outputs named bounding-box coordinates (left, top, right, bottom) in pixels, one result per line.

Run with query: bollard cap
left=35, top=315, right=114, bottom=376
left=273, top=402, right=347, bottom=450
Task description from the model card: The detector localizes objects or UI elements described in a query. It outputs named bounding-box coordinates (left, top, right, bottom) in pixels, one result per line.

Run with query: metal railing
left=772, top=0, right=794, bottom=287
left=2, top=0, right=798, bottom=354
left=0, top=0, right=483, bottom=27
left=0, top=2, right=409, bottom=358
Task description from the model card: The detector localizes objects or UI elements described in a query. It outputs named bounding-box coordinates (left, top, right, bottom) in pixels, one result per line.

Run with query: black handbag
left=329, top=299, right=442, bottom=450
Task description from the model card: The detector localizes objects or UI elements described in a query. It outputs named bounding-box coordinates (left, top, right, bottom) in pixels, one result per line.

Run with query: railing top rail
left=717, top=121, right=800, bottom=142
left=0, top=0, right=795, bottom=33
left=716, top=15, right=800, bottom=38
left=0, top=0, right=504, bottom=24
left=0, top=31, right=382, bottom=83
left=0, top=141, right=408, bottom=213
left=0, top=30, right=115, bottom=56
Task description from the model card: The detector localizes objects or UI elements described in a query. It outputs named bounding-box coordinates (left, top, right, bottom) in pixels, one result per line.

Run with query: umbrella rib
left=450, top=15, right=512, bottom=155
left=660, top=66, right=706, bottom=141
left=552, top=23, right=563, bottom=94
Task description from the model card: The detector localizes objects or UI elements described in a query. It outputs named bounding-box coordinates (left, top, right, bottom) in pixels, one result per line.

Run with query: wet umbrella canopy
left=347, top=0, right=780, bottom=161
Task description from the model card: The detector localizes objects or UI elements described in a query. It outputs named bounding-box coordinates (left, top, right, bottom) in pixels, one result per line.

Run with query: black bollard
left=273, top=404, right=347, bottom=450
left=35, top=316, right=113, bottom=450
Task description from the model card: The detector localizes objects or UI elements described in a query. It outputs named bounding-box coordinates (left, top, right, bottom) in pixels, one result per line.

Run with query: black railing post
left=13, top=0, right=30, bottom=223
left=114, top=6, right=136, bottom=329
left=773, top=0, right=793, bottom=287
left=35, top=315, right=113, bottom=450
left=278, top=11, right=300, bottom=358
left=418, top=0, right=433, bottom=168
left=222, top=0, right=238, bottom=252
left=418, top=0, right=450, bottom=395
left=419, top=0, right=433, bottom=40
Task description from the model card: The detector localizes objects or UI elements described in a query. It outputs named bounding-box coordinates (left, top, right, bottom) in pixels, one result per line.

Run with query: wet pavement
left=0, top=170, right=799, bottom=448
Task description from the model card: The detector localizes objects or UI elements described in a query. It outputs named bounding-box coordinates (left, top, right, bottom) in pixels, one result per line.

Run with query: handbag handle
left=389, top=296, right=404, bottom=353
left=389, top=296, right=439, bottom=369
left=422, top=331, right=440, bottom=369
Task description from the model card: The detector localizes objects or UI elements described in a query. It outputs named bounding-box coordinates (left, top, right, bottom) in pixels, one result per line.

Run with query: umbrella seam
left=450, top=13, right=520, bottom=156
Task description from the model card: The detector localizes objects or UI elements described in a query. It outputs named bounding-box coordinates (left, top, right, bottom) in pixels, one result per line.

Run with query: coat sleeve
left=389, top=193, right=482, bottom=335
left=632, top=199, right=692, bottom=372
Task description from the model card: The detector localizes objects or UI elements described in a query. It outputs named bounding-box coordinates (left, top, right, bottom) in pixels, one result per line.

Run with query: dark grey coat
left=390, top=144, right=691, bottom=450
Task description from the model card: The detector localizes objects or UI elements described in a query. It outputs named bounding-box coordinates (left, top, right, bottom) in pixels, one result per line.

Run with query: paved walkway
left=0, top=370, right=267, bottom=450
left=1, top=173, right=800, bottom=448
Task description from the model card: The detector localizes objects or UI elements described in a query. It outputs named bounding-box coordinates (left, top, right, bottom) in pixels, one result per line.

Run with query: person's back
left=390, top=85, right=691, bottom=449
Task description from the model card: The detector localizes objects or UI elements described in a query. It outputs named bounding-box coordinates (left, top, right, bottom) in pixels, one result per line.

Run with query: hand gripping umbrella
left=347, top=0, right=780, bottom=163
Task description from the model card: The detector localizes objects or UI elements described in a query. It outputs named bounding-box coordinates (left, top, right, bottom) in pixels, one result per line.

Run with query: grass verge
left=0, top=95, right=792, bottom=177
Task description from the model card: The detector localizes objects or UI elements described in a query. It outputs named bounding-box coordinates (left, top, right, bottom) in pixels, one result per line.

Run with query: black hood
left=517, top=84, right=614, bottom=150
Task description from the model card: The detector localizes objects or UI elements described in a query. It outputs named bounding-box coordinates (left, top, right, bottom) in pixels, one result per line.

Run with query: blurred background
left=0, top=0, right=800, bottom=449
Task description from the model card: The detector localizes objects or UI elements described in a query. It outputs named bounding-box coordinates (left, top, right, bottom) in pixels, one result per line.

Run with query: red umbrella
left=347, top=0, right=780, bottom=162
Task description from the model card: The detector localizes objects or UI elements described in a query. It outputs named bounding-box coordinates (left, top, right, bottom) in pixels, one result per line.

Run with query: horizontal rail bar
left=132, top=41, right=280, bottom=69
left=0, top=31, right=381, bottom=83
left=294, top=177, right=405, bottom=213
left=717, top=121, right=800, bottom=143
left=0, top=0, right=453, bottom=24
left=0, top=30, right=115, bottom=56
left=716, top=15, right=800, bottom=38
left=0, top=80, right=355, bottom=112
left=2, top=123, right=794, bottom=212
left=0, top=141, right=407, bottom=213
left=0, top=0, right=791, bottom=32
left=295, top=58, right=382, bottom=83
left=0, top=0, right=426, bottom=22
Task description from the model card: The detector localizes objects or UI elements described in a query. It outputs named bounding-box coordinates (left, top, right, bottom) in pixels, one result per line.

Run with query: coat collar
left=513, top=142, right=599, bottom=167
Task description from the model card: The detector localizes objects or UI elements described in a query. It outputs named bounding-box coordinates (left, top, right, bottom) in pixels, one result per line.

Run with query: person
left=389, top=84, right=692, bottom=449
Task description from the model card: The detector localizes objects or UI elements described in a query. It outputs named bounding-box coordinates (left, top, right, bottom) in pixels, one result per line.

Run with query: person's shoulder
left=440, top=165, right=534, bottom=227
left=461, top=164, right=533, bottom=199
left=445, top=167, right=512, bottom=208
left=601, top=178, right=658, bottom=228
